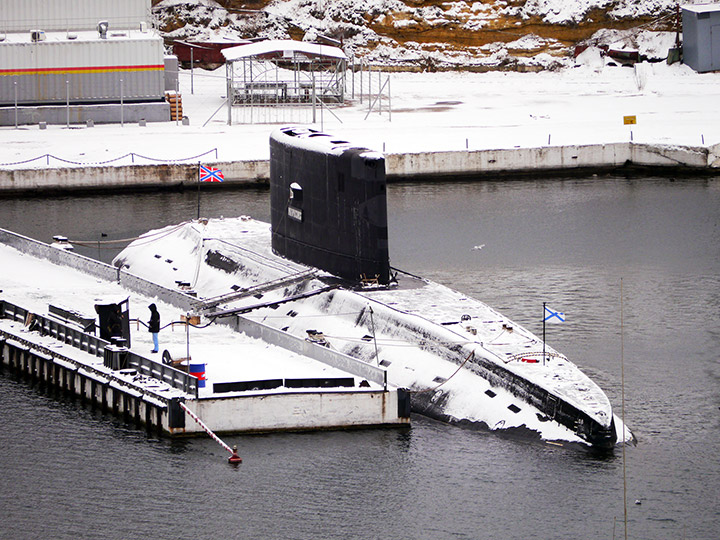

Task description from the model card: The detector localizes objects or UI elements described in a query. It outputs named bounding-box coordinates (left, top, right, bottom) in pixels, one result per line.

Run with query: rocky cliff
left=152, top=0, right=681, bottom=71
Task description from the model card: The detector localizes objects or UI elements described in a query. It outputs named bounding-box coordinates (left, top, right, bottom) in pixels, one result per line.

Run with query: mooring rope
left=415, top=350, right=475, bottom=394
left=179, top=401, right=234, bottom=455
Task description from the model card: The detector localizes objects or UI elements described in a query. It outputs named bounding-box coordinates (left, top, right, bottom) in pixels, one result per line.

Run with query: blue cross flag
left=544, top=305, right=565, bottom=324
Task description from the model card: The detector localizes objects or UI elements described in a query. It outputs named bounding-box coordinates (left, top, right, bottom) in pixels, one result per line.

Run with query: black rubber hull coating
left=270, top=127, right=390, bottom=284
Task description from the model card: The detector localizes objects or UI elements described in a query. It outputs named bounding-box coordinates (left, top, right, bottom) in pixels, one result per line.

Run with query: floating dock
left=0, top=228, right=410, bottom=436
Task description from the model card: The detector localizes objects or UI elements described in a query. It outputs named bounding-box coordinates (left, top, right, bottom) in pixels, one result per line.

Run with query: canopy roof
left=682, top=3, right=720, bottom=14
left=222, top=39, right=346, bottom=62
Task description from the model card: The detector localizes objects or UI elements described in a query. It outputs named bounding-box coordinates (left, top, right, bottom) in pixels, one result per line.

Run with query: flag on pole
left=199, top=165, right=224, bottom=182
left=544, top=305, right=565, bottom=324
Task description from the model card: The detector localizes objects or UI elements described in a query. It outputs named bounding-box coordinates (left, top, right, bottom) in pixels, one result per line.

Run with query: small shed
left=682, top=3, right=720, bottom=72
left=173, top=39, right=251, bottom=68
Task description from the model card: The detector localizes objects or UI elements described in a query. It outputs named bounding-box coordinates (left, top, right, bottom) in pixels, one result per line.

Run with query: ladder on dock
left=166, top=92, right=183, bottom=121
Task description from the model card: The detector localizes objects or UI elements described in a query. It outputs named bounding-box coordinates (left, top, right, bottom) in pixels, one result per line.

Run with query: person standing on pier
left=148, top=303, right=160, bottom=353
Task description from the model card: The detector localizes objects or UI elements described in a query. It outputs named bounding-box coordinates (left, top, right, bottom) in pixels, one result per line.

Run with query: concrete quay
left=0, top=317, right=410, bottom=436
left=1, top=141, right=718, bottom=195
left=0, top=313, right=182, bottom=436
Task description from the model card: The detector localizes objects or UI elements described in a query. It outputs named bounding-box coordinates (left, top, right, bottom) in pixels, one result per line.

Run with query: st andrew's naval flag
left=544, top=305, right=565, bottom=324
left=199, top=165, right=224, bottom=183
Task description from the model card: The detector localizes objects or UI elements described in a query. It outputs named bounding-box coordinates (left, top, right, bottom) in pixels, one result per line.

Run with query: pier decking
left=0, top=229, right=410, bottom=436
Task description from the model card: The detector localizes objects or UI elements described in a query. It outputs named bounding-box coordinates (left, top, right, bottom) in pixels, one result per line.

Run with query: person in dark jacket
left=148, top=303, right=160, bottom=353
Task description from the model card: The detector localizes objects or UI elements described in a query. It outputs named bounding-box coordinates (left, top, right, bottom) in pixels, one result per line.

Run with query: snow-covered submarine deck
left=114, top=215, right=629, bottom=447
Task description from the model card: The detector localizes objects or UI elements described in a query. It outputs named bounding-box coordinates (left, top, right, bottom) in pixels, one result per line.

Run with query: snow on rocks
left=152, top=0, right=680, bottom=71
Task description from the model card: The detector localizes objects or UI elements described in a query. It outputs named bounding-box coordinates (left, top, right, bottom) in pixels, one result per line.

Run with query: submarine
left=114, top=126, right=626, bottom=448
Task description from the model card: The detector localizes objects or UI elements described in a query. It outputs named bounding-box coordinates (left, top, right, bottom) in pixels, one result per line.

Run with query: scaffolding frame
left=225, top=47, right=346, bottom=125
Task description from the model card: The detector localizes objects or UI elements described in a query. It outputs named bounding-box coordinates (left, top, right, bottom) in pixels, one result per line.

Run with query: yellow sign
left=623, top=115, right=637, bottom=125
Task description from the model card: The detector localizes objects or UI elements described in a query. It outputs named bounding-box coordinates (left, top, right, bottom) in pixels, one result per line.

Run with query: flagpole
left=621, top=277, right=628, bottom=540
left=542, top=301, right=546, bottom=366
left=197, top=161, right=201, bottom=220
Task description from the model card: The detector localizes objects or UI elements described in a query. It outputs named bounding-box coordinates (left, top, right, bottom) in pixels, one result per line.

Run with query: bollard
left=86, top=119, right=94, bottom=128
left=39, top=121, right=47, bottom=130
left=139, top=119, right=146, bottom=127
left=182, top=116, right=190, bottom=126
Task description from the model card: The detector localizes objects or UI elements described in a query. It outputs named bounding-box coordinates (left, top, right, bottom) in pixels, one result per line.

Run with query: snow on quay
left=114, top=216, right=633, bottom=447
left=0, top=242, right=361, bottom=396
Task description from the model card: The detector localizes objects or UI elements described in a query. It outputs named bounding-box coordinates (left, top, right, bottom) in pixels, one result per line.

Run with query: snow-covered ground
left=2, top=37, right=720, bottom=171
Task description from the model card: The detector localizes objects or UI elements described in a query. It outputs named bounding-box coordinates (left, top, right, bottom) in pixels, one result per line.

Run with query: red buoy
left=228, top=445, right=242, bottom=464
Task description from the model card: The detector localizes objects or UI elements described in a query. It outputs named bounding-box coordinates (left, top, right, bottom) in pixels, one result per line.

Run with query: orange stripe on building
left=0, top=64, right=164, bottom=76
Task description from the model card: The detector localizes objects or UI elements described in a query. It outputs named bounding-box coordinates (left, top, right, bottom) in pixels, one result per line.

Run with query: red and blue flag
left=199, top=165, right=224, bottom=182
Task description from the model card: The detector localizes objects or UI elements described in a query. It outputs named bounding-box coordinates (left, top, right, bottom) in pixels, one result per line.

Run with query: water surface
left=1, top=175, right=718, bottom=539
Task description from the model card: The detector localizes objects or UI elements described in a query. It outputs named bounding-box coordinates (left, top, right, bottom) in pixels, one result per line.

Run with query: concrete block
left=1, top=102, right=171, bottom=127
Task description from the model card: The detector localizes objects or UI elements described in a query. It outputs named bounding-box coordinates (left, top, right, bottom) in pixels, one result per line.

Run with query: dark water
left=1, top=176, right=719, bottom=539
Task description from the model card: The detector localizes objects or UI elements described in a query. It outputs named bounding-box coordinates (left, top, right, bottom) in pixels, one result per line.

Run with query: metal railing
left=127, top=352, right=197, bottom=397
left=1, top=299, right=105, bottom=355
left=0, top=299, right=197, bottom=396
left=234, top=315, right=387, bottom=387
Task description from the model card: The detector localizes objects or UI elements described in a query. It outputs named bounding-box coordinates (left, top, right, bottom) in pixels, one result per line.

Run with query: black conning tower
left=270, top=127, right=390, bottom=284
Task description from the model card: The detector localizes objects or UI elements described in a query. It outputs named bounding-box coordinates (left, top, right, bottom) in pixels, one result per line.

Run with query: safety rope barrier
left=319, top=331, right=478, bottom=348
left=69, top=221, right=190, bottom=247
left=506, top=351, right=568, bottom=363
left=243, top=310, right=363, bottom=320
left=0, top=148, right=218, bottom=167
left=130, top=316, right=218, bottom=332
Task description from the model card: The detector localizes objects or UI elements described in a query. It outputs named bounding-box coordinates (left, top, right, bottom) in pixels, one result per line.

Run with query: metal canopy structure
left=0, top=0, right=169, bottom=126
left=222, top=39, right=347, bottom=124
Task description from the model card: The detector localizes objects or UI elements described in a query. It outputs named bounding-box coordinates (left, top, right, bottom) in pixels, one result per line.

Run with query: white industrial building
left=0, top=0, right=174, bottom=126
